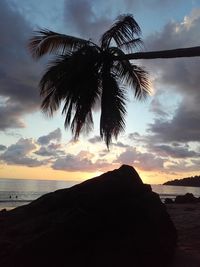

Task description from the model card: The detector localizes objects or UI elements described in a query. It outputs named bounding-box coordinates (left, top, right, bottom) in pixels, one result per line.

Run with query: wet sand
left=166, top=203, right=200, bottom=266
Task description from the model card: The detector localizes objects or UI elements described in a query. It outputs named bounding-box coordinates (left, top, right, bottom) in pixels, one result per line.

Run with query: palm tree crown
left=29, top=14, right=150, bottom=148
left=29, top=14, right=200, bottom=147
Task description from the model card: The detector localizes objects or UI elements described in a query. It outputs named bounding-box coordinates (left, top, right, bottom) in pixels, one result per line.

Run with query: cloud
left=0, top=145, right=7, bottom=151
left=144, top=8, right=200, bottom=144
left=0, top=1, right=42, bottom=131
left=37, top=128, right=62, bottom=145
left=128, top=132, right=147, bottom=144
left=166, top=159, right=200, bottom=173
left=88, top=136, right=130, bottom=148
left=0, top=128, right=64, bottom=166
left=123, top=0, right=183, bottom=11
left=112, top=142, right=130, bottom=148
left=52, top=154, right=91, bottom=172
left=115, top=148, right=164, bottom=171
left=52, top=150, right=110, bottom=172
left=35, top=143, right=64, bottom=157
left=128, top=132, right=141, bottom=140
left=0, top=103, right=25, bottom=129
left=64, top=0, right=112, bottom=41
left=148, top=104, right=200, bottom=143
left=150, top=144, right=200, bottom=158
left=88, top=136, right=102, bottom=144
left=34, top=142, right=64, bottom=157
left=149, top=97, right=169, bottom=117
left=0, top=138, right=44, bottom=167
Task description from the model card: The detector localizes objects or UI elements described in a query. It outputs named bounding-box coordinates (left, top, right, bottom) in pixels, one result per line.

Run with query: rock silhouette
left=175, top=193, right=199, bottom=204
left=0, top=165, right=177, bottom=267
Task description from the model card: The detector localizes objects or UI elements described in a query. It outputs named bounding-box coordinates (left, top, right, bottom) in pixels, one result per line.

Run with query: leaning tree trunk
left=120, top=46, right=200, bottom=60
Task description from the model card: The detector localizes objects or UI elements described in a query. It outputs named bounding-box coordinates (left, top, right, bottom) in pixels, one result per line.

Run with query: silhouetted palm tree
left=28, top=14, right=200, bottom=147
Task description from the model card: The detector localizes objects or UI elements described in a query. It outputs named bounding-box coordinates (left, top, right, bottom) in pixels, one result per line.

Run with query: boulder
left=165, top=198, right=174, bottom=204
left=0, top=208, right=7, bottom=213
left=175, top=193, right=198, bottom=204
left=0, top=165, right=177, bottom=267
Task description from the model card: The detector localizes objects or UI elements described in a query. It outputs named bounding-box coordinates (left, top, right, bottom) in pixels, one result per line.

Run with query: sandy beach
left=166, top=203, right=200, bottom=266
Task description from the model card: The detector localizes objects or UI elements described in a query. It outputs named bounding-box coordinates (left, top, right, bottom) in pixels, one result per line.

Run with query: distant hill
left=164, top=175, right=200, bottom=187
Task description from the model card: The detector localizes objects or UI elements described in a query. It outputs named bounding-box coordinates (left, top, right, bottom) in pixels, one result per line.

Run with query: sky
left=0, top=0, right=200, bottom=184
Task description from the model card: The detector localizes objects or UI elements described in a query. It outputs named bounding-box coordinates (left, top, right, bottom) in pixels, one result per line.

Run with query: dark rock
left=175, top=193, right=198, bottom=204
left=0, top=208, right=7, bottom=213
left=0, top=165, right=177, bottom=267
left=165, top=198, right=174, bottom=204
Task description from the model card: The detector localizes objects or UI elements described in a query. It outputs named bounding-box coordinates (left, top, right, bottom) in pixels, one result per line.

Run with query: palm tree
left=28, top=14, right=200, bottom=148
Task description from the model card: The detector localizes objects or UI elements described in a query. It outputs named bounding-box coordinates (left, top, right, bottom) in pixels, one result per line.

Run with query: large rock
left=0, top=165, right=177, bottom=267
left=175, top=193, right=198, bottom=204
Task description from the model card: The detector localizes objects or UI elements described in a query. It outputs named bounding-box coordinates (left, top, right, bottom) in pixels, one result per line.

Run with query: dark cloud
left=48, top=143, right=61, bottom=150
left=64, top=0, right=112, bottom=42
left=0, top=1, right=42, bottom=130
left=0, top=145, right=7, bottom=151
left=151, top=144, right=200, bottom=158
left=37, top=128, right=61, bottom=145
left=148, top=97, right=200, bottom=142
left=144, top=9, right=200, bottom=143
left=0, top=103, right=26, bottom=129
left=63, top=0, right=180, bottom=43
left=35, top=146, right=57, bottom=157
left=35, top=143, right=64, bottom=157
left=124, top=0, right=183, bottom=11
left=0, top=138, right=44, bottom=167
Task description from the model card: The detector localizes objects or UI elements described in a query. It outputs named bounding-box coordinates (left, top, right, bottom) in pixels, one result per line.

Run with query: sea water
left=0, top=178, right=200, bottom=210
left=0, top=178, right=78, bottom=210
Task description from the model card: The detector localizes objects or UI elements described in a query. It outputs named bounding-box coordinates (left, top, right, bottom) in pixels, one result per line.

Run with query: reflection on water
left=0, top=178, right=79, bottom=210
left=0, top=178, right=79, bottom=192
left=152, top=184, right=200, bottom=199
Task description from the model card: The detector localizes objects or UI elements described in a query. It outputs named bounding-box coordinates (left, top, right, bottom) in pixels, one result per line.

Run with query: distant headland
left=164, top=175, right=200, bottom=187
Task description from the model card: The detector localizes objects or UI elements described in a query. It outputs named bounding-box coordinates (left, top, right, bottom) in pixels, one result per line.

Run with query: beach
left=167, top=203, right=200, bottom=266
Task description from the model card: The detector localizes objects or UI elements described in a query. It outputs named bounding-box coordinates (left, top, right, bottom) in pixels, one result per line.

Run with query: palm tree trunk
left=119, top=46, right=200, bottom=60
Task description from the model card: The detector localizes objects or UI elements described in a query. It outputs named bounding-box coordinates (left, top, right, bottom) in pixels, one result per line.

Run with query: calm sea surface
left=0, top=178, right=200, bottom=210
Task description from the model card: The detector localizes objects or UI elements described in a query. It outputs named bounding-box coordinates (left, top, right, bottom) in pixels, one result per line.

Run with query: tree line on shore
left=164, top=176, right=200, bottom=187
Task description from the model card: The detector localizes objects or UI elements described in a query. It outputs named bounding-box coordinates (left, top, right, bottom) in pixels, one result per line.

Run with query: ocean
left=0, top=178, right=200, bottom=210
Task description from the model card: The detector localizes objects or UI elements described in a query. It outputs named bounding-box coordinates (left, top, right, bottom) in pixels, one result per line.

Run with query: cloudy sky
left=0, top=0, right=200, bottom=184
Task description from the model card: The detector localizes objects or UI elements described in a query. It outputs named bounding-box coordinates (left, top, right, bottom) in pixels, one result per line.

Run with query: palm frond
left=39, top=54, right=73, bottom=116
left=119, top=38, right=143, bottom=52
left=131, top=65, right=150, bottom=99
left=40, top=45, right=101, bottom=140
left=69, top=68, right=101, bottom=140
left=100, top=14, right=141, bottom=50
left=100, top=73, right=126, bottom=148
left=67, top=46, right=101, bottom=139
left=110, top=47, right=150, bottom=100
left=28, top=29, right=90, bottom=59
